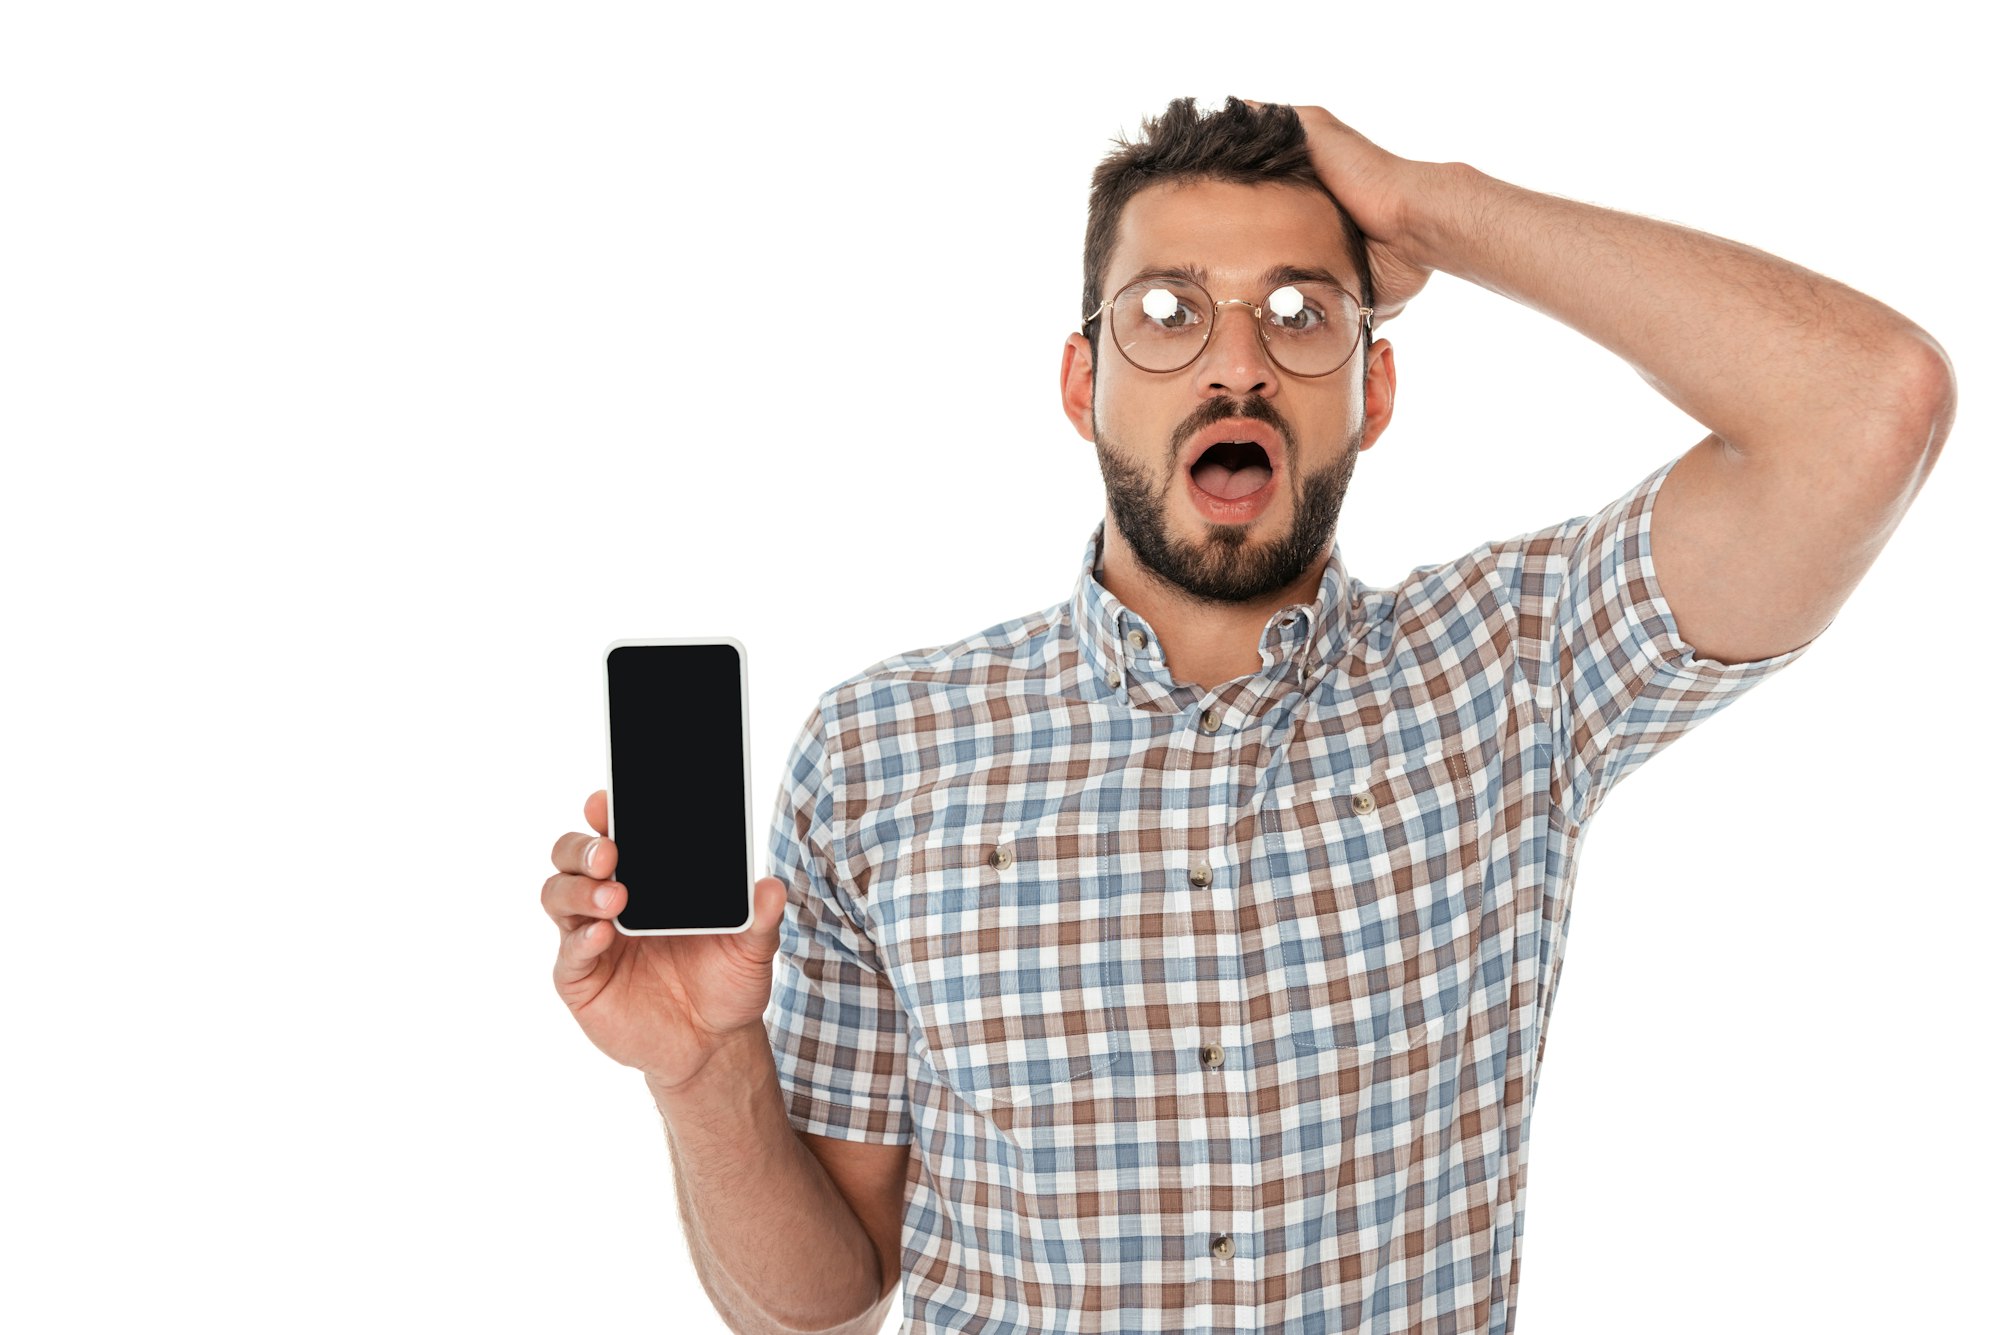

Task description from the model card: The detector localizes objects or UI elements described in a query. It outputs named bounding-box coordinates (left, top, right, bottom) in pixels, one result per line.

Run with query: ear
left=1060, top=332, right=1097, bottom=442
left=1357, top=338, right=1396, bottom=452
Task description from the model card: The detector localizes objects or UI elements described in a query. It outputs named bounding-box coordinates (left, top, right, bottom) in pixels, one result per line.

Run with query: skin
left=1059, top=178, right=1397, bottom=691
left=544, top=100, right=1953, bottom=1332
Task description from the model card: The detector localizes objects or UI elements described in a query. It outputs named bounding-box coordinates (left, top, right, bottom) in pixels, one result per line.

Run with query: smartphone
left=602, top=637, right=756, bottom=935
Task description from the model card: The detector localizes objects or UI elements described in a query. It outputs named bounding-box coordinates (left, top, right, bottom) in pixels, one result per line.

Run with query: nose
left=1196, top=299, right=1275, bottom=398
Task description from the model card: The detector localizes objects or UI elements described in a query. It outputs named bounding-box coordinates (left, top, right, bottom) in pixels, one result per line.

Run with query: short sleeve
left=1539, top=453, right=1825, bottom=829
left=762, top=700, right=913, bottom=1145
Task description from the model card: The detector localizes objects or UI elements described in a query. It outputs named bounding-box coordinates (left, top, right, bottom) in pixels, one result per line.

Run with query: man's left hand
left=1248, top=100, right=1437, bottom=323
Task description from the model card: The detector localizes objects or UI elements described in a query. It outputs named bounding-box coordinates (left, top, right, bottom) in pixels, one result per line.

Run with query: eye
left=1266, top=285, right=1325, bottom=332
left=1140, top=287, right=1199, bottom=329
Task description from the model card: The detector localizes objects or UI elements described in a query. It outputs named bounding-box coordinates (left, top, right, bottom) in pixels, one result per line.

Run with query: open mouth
left=1189, top=439, right=1274, bottom=501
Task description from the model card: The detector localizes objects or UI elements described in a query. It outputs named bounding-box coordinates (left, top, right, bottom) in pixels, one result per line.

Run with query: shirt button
left=1107, top=670, right=1122, bottom=689
left=1350, top=792, right=1375, bottom=816
left=1189, top=860, right=1212, bottom=888
left=988, top=845, right=1013, bottom=870
left=1200, top=707, right=1222, bottom=733
left=1126, top=628, right=1148, bottom=653
left=1210, top=1235, right=1235, bottom=1260
left=1200, top=1042, right=1224, bottom=1069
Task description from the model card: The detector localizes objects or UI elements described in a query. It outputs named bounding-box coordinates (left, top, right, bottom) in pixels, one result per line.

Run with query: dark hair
left=1082, top=96, right=1375, bottom=362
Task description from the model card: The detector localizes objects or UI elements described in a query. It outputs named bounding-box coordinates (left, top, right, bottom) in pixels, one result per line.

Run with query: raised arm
left=1271, top=100, right=1955, bottom=664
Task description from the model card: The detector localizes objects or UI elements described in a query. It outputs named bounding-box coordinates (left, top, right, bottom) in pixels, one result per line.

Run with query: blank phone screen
left=604, top=641, right=754, bottom=933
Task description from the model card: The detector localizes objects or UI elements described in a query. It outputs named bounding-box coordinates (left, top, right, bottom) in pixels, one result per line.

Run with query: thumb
left=743, top=876, right=788, bottom=956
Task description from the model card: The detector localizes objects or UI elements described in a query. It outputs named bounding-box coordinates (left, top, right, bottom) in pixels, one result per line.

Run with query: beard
left=1093, top=403, right=1361, bottom=607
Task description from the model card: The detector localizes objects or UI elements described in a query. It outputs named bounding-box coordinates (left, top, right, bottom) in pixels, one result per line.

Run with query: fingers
left=545, top=796, right=624, bottom=933
left=542, top=818, right=623, bottom=927
left=553, top=914, right=619, bottom=984
left=550, top=792, right=623, bottom=973
left=542, top=867, right=625, bottom=924
left=563, top=915, right=611, bottom=964
left=578, top=830, right=616, bottom=878
left=550, top=827, right=618, bottom=878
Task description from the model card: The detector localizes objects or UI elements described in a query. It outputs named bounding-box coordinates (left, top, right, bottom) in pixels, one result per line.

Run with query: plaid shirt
left=763, top=454, right=1816, bottom=1334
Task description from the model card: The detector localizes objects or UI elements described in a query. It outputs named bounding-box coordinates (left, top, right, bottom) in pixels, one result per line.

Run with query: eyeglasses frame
left=1082, top=274, right=1375, bottom=379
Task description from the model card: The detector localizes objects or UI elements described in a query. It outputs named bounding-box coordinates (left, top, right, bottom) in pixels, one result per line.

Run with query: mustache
left=1169, top=397, right=1294, bottom=459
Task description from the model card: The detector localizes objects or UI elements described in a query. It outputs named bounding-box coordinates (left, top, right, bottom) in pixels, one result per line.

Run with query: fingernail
left=583, top=838, right=600, bottom=870
left=595, top=885, right=614, bottom=909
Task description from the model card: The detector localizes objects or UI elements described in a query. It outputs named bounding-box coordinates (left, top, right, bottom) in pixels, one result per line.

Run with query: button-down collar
left=1068, top=519, right=1352, bottom=707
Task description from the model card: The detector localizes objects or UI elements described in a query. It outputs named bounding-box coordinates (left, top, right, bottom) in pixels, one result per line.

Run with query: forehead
left=1104, top=178, right=1358, bottom=294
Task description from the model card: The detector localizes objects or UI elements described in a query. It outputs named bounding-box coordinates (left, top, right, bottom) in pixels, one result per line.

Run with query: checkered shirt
left=763, top=454, right=1817, bottom=1334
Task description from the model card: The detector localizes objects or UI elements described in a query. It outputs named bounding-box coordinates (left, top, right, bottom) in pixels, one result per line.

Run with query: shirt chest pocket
left=887, top=818, right=1129, bottom=1130
left=1258, top=742, right=1491, bottom=1054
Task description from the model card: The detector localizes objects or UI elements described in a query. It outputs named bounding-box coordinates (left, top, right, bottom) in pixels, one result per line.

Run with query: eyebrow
left=1120, top=262, right=1356, bottom=296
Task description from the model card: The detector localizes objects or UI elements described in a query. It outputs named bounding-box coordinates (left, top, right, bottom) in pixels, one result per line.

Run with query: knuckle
left=543, top=872, right=583, bottom=914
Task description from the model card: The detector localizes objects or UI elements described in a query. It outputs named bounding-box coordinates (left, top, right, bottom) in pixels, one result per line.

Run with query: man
left=546, top=98, right=1952, bottom=1333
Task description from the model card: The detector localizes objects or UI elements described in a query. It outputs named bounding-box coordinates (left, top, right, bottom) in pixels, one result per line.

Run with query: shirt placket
left=1122, top=610, right=1311, bottom=1330
left=1179, top=685, right=1260, bottom=1326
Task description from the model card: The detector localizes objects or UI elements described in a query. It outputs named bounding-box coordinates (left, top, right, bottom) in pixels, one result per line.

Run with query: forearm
left=1401, top=160, right=1952, bottom=459
left=648, top=1027, right=884, bottom=1335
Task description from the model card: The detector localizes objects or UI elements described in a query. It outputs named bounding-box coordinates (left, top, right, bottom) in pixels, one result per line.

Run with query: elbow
left=1885, top=329, right=1956, bottom=462
left=758, top=1270, right=892, bottom=1335
left=768, top=1287, right=894, bottom=1335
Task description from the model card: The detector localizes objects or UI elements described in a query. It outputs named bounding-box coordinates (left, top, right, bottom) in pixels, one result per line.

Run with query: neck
left=1095, top=519, right=1328, bottom=692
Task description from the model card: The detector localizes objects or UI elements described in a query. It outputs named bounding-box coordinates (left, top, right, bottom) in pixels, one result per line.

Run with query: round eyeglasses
left=1084, top=275, right=1373, bottom=378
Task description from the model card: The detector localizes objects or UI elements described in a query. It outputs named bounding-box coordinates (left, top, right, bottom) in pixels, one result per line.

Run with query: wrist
left=645, top=1023, right=775, bottom=1121
left=1395, top=159, right=1486, bottom=274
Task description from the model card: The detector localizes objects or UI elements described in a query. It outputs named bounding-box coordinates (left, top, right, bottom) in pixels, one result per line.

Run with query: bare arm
left=545, top=795, right=894, bottom=1334
left=648, top=1026, right=889, bottom=1335
left=1398, top=160, right=1952, bottom=463
left=1274, top=102, right=1953, bottom=457
left=1275, top=101, right=1954, bottom=664
left=1405, top=158, right=1952, bottom=662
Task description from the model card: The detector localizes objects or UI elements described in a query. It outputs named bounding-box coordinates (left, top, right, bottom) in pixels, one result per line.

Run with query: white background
left=4, top=2, right=1987, bottom=1331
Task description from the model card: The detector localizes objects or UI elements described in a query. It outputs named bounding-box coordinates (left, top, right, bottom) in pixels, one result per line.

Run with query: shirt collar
left=1068, top=519, right=1351, bottom=703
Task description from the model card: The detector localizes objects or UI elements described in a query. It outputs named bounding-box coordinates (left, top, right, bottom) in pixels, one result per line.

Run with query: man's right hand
left=545, top=789, right=788, bottom=1090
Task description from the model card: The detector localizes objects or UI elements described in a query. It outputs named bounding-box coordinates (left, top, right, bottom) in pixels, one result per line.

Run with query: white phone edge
left=602, top=635, right=757, bottom=936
